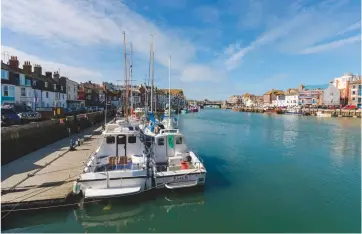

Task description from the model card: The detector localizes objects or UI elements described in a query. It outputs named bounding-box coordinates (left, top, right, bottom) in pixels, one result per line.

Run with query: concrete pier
left=1, top=124, right=104, bottom=212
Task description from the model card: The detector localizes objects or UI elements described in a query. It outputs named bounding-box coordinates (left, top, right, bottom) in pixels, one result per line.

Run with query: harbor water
left=3, top=109, right=361, bottom=233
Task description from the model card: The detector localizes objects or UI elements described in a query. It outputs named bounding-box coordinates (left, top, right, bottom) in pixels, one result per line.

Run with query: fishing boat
left=150, top=128, right=206, bottom=190
left=73, top=32, right=152, bottom=199
left=316, top=111, right=332, bottom=117
left=148, top=57, right=206, bottom=190
left=161, top=114, right=178, bottom=129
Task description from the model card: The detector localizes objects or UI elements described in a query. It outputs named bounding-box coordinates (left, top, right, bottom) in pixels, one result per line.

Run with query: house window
left=53, top=84, right=56, bottom=90
left=358, top=98, right=361, bottom=103
left=352, top=91, right=356, bottom=95
left=61, top=86, right=63, bottom=91
left=46, top=92, right=49, bottom=98
left=330, top=93, right=334, bottom=96
left=25, top=79, right=31, bottom=86
left=352, top=97, right=355, bottom=101
left=21, top=87, right=26, bottom=96
left=1, top=70, right=9, bottom=80
left=63, top=94, right=65, bottom=100
left=3, top=85, right=9, bottom=96
left=45, top=82, right=48, bottom=88
left=9, top=86, right=15, bottom=97
left=20, top=74, right=25, bottom=86
left=353, top=85, right=356, bottom=89
left=33, top=80, right=37, bottom=86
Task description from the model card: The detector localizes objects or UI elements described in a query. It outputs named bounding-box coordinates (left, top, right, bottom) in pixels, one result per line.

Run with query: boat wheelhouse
left=149, top=129, right=206, bottom=190
left=74, top=124, right=151, bottom=199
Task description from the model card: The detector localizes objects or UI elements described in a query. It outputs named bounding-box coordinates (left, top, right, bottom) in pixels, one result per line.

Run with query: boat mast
left=123, top=31, right=129, bottom=121
left=150, top=34, right=154, bottom=113
left=152, top=51, right=156, bottom=113
left=130, top=42, right=133, bottom=114
left=168, top=55, right=171, bottom=118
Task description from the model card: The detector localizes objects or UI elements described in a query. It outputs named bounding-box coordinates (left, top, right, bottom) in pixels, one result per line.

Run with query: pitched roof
left=159, top=89, right=184, bottom=96
left=284, top=88, right=299, bottom=96
left=303, top=84, right=329, bottom=90
left=264, top=89, right=284, bottom=95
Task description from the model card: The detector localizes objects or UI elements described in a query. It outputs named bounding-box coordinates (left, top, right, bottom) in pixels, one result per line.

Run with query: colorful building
left=298, top=84, right=328, bottom=106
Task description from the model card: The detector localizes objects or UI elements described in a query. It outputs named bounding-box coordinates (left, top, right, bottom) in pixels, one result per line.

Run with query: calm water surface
left=3, top=109, right=361, bottom=233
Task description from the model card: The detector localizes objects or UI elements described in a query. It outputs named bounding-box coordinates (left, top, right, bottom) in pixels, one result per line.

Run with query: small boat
left=74, top=122, right=151, bottom=199
left=316, top=111, right=332, bottom=117
left=232, top=107, right=238, bottom=112
left=149, top=129, right=206, bottom=190
left=181, top=109, right=188, bottom=114
left=285, top=106, right=302, bottom=115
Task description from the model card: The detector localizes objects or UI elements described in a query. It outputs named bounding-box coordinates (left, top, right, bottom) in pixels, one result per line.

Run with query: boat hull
left=154, top=171, right=206, bottom=190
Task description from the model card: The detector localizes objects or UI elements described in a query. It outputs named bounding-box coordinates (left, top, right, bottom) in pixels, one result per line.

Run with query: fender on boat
left=165, top=180, right=198, bottom=189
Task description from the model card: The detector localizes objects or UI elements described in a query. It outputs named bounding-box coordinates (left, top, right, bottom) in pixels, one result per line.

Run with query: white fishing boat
left=74, top=123, right=151, bottom=199
left=316, top=111, right=332, bottom=117
left=150, top=129, right=206, bottom=190
left=149, top=57, right=206, bottom=190
left=73, top=32, right=151, bottom=199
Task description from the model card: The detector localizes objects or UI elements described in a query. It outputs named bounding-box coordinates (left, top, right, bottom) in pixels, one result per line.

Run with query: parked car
left=343, top=105, right=357, bottom=110
left=4, top=104, right=42, bottom=124
left=1, top=106, right=21, bottom=126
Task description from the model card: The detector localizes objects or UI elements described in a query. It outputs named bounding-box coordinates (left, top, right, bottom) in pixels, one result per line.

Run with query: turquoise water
left=3, top=109, right=361, bottom=233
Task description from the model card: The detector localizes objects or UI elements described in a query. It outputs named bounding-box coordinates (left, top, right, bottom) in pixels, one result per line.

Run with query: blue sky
left=1, top=0, right=361, bottom=100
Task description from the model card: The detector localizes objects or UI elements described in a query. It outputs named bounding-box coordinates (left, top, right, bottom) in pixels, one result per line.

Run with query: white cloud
left=1, top=45, right=103, bottom=84
left=299, top=34, right=361, bottom=54
left=238, top=0, right=264, bottom=29
left=224, top=0, right=357, bottom=71
left=1, top=0, right=223, bottom=83
left=193, top=5, right=220, bottom=24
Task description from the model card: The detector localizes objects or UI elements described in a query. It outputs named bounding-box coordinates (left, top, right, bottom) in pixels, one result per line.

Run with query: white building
left=227, top=95, right=242, bottom=105
left=284, top=89, right=299, bottom=107
left=323, top=83, right=340, bottom=105
left=333, top=73, right=361, bottom=89
left=65, top=78, right=79, bottom=108
left=275, top=94, right=286, bottom=107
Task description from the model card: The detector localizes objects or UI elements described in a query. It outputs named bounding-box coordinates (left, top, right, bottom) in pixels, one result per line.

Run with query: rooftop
left=264, top=89, right=284, bottom=95
left=303, top=84, right=329, bottom=90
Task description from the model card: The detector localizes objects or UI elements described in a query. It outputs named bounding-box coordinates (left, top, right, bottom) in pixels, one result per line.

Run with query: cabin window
left=128, top=136, right=137, bottom=144
left=135, top=126, right=139, bottom=131
left=158, top=138, right=165, bottom=146
left=175, top=136, right=183, bottom=144
left=106, top=136, right=115, bottom=144
left=117, top=135, right=126, bottom=144
left=128, top=126, right=134, bottom=131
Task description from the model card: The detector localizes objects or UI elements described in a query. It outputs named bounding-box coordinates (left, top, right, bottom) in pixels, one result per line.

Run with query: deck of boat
left=1, top=125, right=104, bottom=212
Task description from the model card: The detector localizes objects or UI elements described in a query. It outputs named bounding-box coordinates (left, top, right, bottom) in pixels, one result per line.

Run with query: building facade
left=298, top=84, right=328, bottom=106
left=263, top=89, right=284, bottom=106
left=1, top=57, right=67, bottom=108
left=227, top=95, right=242, bottom=105
left=275, top=94, right=286, bottom=107
left=322, top=83, right=340, bottom=106
left=284, top=88, right=299, bottom=107
left=333, top=73, right=362, bottom=106
left=348, top=80, right=362, bottom=108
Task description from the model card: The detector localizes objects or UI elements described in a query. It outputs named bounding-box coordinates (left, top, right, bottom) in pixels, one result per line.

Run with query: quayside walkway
left=1, top=124, right=104, bottom=213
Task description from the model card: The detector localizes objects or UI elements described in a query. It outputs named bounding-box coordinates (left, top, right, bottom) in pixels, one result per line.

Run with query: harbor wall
left=1, top=111, right=105, bottom=165
left=235, top=107, right=361, bottom=117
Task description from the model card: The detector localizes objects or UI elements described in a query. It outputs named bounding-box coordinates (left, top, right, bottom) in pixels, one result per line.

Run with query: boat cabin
left=152, top=129, right=192, bottom=172
left=92, top=125, right=145, bottom=172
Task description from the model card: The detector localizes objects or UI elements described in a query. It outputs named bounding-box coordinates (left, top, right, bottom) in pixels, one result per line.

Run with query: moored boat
left=316, top=111, right=332, bottom=117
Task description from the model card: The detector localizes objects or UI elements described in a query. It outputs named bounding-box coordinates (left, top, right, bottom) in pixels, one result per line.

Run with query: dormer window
left=45, top=82, right=48, bottom=88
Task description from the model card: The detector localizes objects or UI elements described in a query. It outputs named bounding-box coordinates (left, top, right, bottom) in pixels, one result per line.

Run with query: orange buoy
left=181, top=161, right=188, bottom=170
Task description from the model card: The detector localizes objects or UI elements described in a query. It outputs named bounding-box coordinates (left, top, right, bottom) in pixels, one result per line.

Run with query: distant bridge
left=201, top=102, right=222, bottom=108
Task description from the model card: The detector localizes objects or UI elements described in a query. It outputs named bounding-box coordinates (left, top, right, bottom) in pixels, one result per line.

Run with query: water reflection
left=73, top=192, right=205, bottom=232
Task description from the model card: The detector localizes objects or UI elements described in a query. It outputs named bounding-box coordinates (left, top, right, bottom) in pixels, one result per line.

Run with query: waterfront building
left=263, top=89, right=284, bottom=106
left=284, top=88, right=299, bottom=107
left=298, top=84, right=328, bottom=106
left=275, top=93, right=286, bottom=107
left=322, top=82, right=340, bottom=106
left=348, top=80, right=362, bottom=108
left=228, top=95, right=242, bottom=105
left=1, top=57, right=67, bottom=108
left=333, top=73, right=362, bottom=106
left=78, top=82, right=101, bottom=106
left=62, top=77, right=80, bottom=108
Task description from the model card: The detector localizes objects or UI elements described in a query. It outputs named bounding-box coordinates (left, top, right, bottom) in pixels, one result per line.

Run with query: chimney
left=34, top=64, right=42, bottom=76
left=53, top=71, right=60, bottom=82
left=23, top=61, right=32, bottom=74
left=9, top=56, right=19, bottom=69
left=45, top=71, right=52, bottom=78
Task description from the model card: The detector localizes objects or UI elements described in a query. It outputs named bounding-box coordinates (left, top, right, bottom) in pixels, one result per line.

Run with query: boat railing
left=159, top=129, right=179, bottom=134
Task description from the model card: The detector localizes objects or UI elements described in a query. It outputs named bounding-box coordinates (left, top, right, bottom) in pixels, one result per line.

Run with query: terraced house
left=263, top=89, right=284, bottom=106
left=1, top=56, right=67, bottom=108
